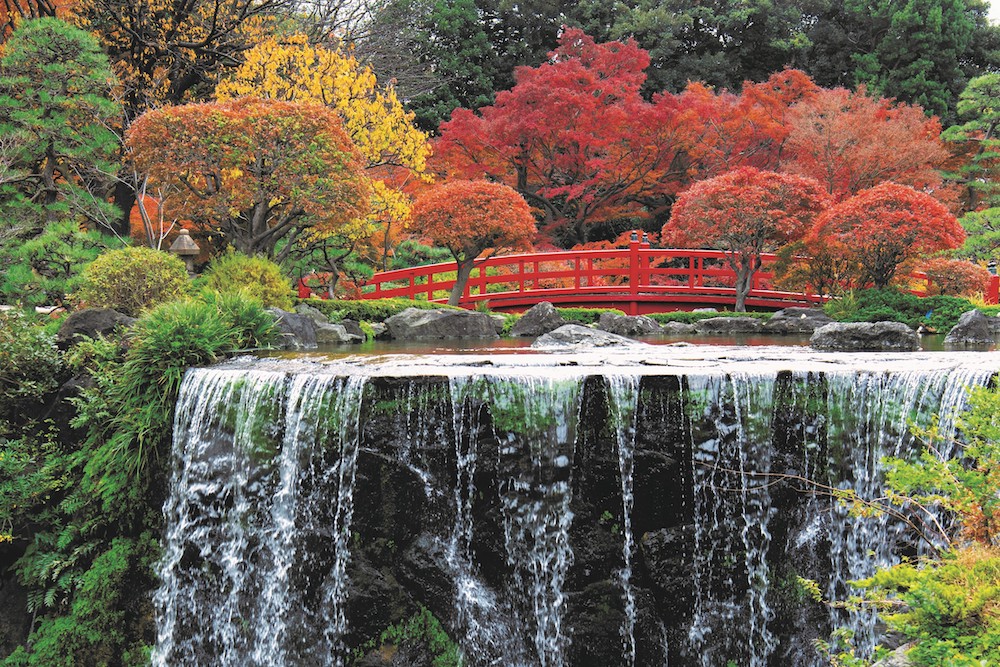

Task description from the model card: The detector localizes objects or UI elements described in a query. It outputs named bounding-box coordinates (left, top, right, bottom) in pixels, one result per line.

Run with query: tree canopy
left=410, top=179, right=536, bottom=304
left=662, top=167, right=830, bottom=311
left=126, top=97, right=372, bottom=259
left=808, top=182, right=965, bottom=288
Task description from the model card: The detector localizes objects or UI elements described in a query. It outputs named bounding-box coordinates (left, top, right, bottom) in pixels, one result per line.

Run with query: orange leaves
left=784, top=87, right=948, bottom=198
left=809, top=182, right=965, bottom=287
left=126, top=97, right=371, bottom=257
left=664, top=167, right=830, bottom=251
left=410, top=180, right=535, bottom=262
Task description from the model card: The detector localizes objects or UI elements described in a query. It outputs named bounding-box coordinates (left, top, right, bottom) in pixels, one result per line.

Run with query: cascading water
left=153, top=369, right=366, bottom=666
left=153, top=351, right=995, bottom=667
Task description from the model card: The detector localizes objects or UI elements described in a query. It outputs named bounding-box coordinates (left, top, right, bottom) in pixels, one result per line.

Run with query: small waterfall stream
left=154, top=355, right=994, bottom=666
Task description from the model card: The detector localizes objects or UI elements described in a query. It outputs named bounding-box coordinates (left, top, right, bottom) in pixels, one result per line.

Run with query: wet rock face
left=267, top=307, right=319, bottom=349
left=157, top=361, right=991, bottom=667
left=694, top=316, right=764, bottom=334
left=810, top=321, right=919, bottom=351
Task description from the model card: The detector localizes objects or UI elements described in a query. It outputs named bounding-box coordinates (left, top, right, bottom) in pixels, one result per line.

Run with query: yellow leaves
left=216, top=34, right=430, bottom=175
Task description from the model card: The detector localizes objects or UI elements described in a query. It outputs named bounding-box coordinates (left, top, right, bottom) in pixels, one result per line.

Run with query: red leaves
left=663, top=167, right=830, bottom=253
left=434, top=30, right=688, bottom=246
left=784, top=87, right=947, bottom=198
left=809, top=182, right=965, bottom=287
left=410, top=180, right=536, bottom=262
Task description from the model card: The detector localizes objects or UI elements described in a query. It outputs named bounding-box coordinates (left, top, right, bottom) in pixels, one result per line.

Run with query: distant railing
left=342, top=241, right=1000, bottom=314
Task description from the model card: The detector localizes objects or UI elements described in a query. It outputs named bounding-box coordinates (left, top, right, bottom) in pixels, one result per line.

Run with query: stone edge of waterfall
left=213, top=348, right=1000, bottom=378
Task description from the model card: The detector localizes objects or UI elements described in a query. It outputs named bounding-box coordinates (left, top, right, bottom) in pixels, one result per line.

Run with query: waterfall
left=606, top=375, right=640, bottom=667
left=153, top=368, right=366, bottom=667
left=154, top=356, right=994, bottom=667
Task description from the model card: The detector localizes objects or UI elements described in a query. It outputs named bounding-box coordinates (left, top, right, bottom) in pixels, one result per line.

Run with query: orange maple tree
left=662, top=167, right=830, bottom=311
left=808, top=182, right=965, bottom=288
left=126, top=97, right=372, bottom=260
left=410, top=180, right=536, bottom=305
left=784, top=87, right=948, bottom=199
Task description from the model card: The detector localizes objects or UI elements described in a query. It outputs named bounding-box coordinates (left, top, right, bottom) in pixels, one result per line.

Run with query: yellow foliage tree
left=216, top=34, right=431, bottom=269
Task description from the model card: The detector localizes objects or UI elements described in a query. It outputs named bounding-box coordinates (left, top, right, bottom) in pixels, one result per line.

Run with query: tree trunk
left=449, top=260, right=475, bottom=306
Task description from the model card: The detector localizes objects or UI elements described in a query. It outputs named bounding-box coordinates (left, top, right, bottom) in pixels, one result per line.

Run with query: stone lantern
left=169, top=229, right=200, bottom=276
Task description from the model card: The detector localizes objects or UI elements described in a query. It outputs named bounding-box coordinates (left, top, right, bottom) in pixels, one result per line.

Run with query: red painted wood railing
left=350, top=242, right=1000, bottom=314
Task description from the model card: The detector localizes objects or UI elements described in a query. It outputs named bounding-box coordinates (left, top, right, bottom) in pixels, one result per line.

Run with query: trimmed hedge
left=647, top=311, right=773, bottom=325
left=823, top=289, right=982, bottom=332
left=299, top=298, right=461, bottom=323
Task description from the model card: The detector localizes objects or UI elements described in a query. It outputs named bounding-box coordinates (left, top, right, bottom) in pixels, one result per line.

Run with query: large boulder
left=531, top=323, right=647, bottom=349
left=266, top=307, right=318, bottom=349
left=315, top=321, right=365, bottom=344
left=55, top=307, right=135, bottom=349
left=944, top=310, right=995, bottom=347
left=810, top=321, right=919, bottom=351
left=660, top=321, right=697, bottom=335
left=763, top=307, right=833, bottom=334
left=510, top=301, right=566, bottom=337
left=385, top=307, right=499, bottom=340
left=294, top=303, right=331, bottom=325
left=596, top=312, right=662, bottom=337
left=693, top=316, right=764, bottom=334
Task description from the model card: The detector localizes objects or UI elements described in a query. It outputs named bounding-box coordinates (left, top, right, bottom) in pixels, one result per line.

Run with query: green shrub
left=555, top=307, right=627, bottom=324
left=300, top=297, right=459, bottom=322
left=199, top=289, right=277, bottom=350
left=0, top=310, right=64, bottom=436
left=202, top=251, right=293, bottom=310
left=0, top=221, right=115, bottom=308
left=75, top=246, right=189, bottom=317
left=823, top=288, right=977, bottom=331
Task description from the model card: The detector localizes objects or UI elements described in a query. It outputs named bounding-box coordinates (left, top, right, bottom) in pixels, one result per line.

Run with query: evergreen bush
left=74, top=246, right=189, bottom=317
left=201, top=251, right=294, bottom=310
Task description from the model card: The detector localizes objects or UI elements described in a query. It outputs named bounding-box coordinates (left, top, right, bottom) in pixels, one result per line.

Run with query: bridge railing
left=357, top=244, right=1000, bottom=313
left=358, top=244, right=833, bottom=313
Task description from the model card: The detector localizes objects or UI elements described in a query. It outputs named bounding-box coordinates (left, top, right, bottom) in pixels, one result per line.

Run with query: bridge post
left=628, top=231, right=640, bottom=315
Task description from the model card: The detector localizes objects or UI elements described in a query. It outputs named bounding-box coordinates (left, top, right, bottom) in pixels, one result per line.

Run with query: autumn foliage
left=808, top=183, right=965, bottom=288
left=410, top=180, right=536, bottom=305
left=918, top=257, right=993, bottom=297
left=435, top=29, right=690, bottom=247
left=125, top=97, right=371, bottom=259
left=662, top=168, right=830, bottom=310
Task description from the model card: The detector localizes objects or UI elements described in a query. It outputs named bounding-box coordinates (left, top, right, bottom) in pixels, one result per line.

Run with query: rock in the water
left=810, top=321, right=919, bottom=351
left=267, top=307, right=318, bottom=349
left=510, top=301, right=566, bottom=337
left=944, top=310, right=995, bottom=347
left=385, top=307, right=499, bottom=340
left=340, top=318, right=367, bottom=340
left=693, top=316, right=764, bottom=334
left=294, top=303, right=331, bottom=325
left=315, top=321, right=365, bottom=344
left=56, top=308, right=135, bottom=349
left=531, top=323, right=647, bottom=348
left=660, top=321, right=697, bottom=335
left=596, top=312, right=662, bottom=337
left=763, top=307, right=833, bottom=334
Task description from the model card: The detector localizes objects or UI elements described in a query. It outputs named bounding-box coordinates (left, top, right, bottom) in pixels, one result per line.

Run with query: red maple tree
left=434, top=29, right=691, bottom=247
left=410, top=180, right=536, bottom=305
left=662, top=167, right=830, bottom=311
left=808, top=182, right=965, bottom=288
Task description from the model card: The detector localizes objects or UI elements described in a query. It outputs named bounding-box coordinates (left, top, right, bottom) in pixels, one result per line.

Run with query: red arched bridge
left=347, top=241, right=1000, bottom=314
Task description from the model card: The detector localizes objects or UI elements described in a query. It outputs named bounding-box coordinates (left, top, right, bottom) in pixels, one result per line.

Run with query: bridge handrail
left=354, top=245, right=1000, bottom=312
